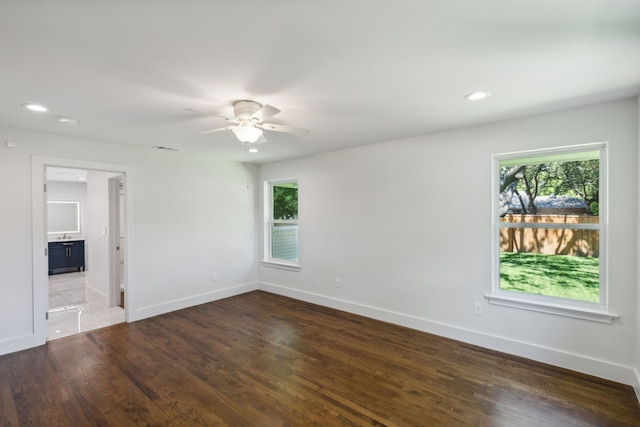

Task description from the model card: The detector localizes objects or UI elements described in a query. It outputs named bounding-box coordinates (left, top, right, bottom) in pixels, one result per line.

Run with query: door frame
left=32, top=156, right=136, bottom=346
left=108, top=175, right=123, bottom=307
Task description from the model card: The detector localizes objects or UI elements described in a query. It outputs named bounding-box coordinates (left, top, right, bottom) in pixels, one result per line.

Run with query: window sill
left=262, top=260, right=301, bottom=272
left=484, top=294, right=619, bottom=323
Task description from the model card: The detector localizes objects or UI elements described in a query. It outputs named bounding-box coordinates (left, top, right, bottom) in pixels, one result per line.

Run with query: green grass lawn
left=500, top=252, right=599, bottom=302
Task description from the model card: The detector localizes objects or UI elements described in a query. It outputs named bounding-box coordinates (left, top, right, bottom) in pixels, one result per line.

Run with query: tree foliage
left=499, top=159, right=599, bottom=216
left=554, top=160, right=599, bottom=213
left=517, top=163, right=550, bottom=214
left=273, top=185, right=298, bottom=220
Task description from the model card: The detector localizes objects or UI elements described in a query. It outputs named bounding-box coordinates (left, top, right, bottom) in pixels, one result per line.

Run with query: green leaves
left=502, top=159, right=599, bottom=215
left=273, top=185, right=298, bottom=220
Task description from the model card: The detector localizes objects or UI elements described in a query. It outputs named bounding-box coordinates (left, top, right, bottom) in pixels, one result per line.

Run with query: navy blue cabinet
left=48, top=240, right=85, bottom=275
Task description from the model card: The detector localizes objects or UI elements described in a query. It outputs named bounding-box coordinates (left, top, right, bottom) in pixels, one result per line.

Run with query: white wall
left=258, top=97, right=639, bottom=385
left=86, top=170, right=111, bottom=297
left=0, top=126, right=258, bottom=355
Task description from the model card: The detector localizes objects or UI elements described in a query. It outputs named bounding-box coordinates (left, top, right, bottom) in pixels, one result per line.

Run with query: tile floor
left=48, top=272, right=125, bottom=340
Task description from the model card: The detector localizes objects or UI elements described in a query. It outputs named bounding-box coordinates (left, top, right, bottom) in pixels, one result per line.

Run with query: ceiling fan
left=195, top=100, right=309, bottom=145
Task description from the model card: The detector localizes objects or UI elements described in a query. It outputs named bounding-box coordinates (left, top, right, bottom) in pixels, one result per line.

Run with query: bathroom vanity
left=48, top=240, right=85, bottom=275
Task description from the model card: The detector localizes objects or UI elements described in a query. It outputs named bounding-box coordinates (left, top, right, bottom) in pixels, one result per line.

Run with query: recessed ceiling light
left=57, top=116, right=77, bottom=125
left=465, top=91, right=491, bottom=101
left=22, top=103, right=49, bottom=112
left=248, top=147, right=259, bottom=153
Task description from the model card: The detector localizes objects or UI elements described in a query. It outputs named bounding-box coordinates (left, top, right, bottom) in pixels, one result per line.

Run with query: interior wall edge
left=258, top=281, right=635, bottom=387
left=130, top=281, right=259, bottom=322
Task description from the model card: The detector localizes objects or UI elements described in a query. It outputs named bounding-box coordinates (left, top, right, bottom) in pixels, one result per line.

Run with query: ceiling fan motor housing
left=233, top=100, right=262, bottom=120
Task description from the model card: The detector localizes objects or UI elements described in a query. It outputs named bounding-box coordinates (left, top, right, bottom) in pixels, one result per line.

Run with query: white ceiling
left=1, top=1, right=639, bottom=163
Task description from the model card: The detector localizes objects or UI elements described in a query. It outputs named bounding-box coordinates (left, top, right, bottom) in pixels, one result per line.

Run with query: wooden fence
left=500, top=214, right=599, bottom=258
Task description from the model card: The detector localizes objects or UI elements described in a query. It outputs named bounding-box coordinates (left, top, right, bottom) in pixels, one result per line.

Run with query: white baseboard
left=0, top=334, right=42, bottom=357
left=259, top=281, right=635, bottom=387
left=633, top=367, right=640, bottom=403
left=131, top=281, right=259, bottom=322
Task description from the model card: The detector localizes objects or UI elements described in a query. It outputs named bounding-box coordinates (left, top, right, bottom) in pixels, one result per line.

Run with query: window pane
left=272, top=223, right=298, bottom=260
left=500, top=216, right=599, bottom=256
left=497, top=151, right=600, bottom=303
left=499, top=243, right=599, bottom=302
left=273, top=184, right=298, bottom=220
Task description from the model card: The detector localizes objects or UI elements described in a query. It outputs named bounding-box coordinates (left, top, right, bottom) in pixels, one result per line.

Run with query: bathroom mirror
left=47, top=201, right=80, bottom=234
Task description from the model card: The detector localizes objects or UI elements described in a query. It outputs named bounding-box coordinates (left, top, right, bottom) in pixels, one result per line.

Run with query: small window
left=489, top=143, right=615, bottom=321
left=264, top=179, right=299, bottom=269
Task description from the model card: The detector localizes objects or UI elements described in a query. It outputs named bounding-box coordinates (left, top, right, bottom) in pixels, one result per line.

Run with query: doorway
left=32, top=157, right=133, bottom=345
left=46, top=167, right=126, bottom=340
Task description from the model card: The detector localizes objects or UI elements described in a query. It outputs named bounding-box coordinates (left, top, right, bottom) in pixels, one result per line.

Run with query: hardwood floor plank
left=0, top=383, right=20, bottom=426
left=1, top=291, right=639, bottom=426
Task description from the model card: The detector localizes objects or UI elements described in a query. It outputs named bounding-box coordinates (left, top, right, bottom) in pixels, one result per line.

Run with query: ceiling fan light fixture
left=232, top=125, right=263, bottom=143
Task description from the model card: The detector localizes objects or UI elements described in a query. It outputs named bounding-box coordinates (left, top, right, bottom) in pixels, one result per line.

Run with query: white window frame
left=262, top=178, right=301, bottom=271
left=486, top=142, right=618, bottom=323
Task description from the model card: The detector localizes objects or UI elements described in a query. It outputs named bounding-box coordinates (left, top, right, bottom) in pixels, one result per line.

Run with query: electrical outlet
left=474, top=302, right=483, bottom=315
left=336, top=277, right=341, bottom=288
left=210, top=273, right=217, bottom=281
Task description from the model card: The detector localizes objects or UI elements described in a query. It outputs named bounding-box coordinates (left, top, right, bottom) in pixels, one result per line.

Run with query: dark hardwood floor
left=1, top=291, right=639, bottom=426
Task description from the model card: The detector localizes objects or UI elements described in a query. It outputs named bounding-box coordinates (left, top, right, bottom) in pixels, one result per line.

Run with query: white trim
left=633, top=367, right=640, bottom=405
left=0, top=334, right=42, bottom=356
left=484, top=294, right=618, bottom=323
left=258, top=281, right=634, bottom=385
left=496, top=143, right=602, bottom=165
left=31, top=159, right=48, bottom=349
left=272, top=219, right=298, bottom=225
left=500, top=222, right=599, bottom=230
left=108, top=175, right=122, bottom=308
left=133, top=281, right=259, bottom=321
left=263, top=178, right=299, bottom=265
left=491, top=142, right=609, bottom=315
left=261, top=260, right=301, bottom=271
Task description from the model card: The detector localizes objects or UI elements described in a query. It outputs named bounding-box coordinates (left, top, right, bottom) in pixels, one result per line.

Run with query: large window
left=489, top=143, right=616, bottom=322
left=264, top=179, right=299, bottom=269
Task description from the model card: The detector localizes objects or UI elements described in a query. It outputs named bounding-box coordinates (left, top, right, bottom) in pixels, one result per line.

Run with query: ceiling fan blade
left=184, top=108, right=209, bottom=116
left=197, top=125, right=236, bottom=135
left=255, top=134, right=268, bottom=144
left=252, top=104, right=281, bottom=122
left=260, top=123, right=309, bottom=135
left=185, top=108, right=235, bottom=122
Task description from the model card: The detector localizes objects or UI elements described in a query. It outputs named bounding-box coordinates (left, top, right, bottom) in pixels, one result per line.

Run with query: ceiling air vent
left=153, top=145, right=180, bottom=152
